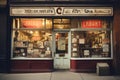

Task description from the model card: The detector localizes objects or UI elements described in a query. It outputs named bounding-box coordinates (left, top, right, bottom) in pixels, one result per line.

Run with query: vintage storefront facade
left=1, top=0, right=120, bottom=74
left=9, top=1, right=114, bottom=72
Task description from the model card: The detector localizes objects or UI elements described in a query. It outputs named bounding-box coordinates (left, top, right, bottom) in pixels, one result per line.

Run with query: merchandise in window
left=71, top=18, right=112, bottom=58
left=71, top=31, right=111, bottom=58
left=12, top=18, right=52, bottom=58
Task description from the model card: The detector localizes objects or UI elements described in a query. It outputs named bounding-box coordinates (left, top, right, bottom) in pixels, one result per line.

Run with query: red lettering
left=81, top=20, right=102, bottom=28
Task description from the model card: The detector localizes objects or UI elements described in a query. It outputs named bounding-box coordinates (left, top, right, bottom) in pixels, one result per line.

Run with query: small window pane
left=20, top=18, right=45, bottom=29
left=53, top=19, right=70, bottom=29
left=54, top=24, right=70, bottom=29
left=71, top=19, right=79, bottom=28
left=46, top=19, right=52, bottom=29
left=54, top=19, right=70, bottom=24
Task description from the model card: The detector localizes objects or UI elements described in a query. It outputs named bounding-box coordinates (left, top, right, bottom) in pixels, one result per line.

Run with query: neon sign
left=81, top=20, right=102, bottom=28
left=21, top=19, right=44, bottom=28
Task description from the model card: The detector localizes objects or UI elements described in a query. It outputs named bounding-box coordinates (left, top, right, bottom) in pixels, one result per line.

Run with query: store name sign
left=81, top=20, right=102, bottom=28
left=10, top=7, right=113, bottom=16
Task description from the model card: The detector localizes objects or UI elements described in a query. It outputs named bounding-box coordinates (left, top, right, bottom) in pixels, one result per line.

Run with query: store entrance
left=53, top=32, right=70, bottom=69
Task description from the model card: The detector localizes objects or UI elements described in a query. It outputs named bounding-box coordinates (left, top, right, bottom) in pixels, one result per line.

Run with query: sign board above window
left=81, top=20, right=102, bottom=28
left=21, top=19, right=44, bottom=28
left=10, top=7, right=113, bottom=16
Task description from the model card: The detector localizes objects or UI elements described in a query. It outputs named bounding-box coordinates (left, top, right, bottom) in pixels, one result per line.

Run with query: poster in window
left=58, top=37, right=66, bottom=50
left=102, top=44, right=109, bottom=52
left=84, top=50, right=90, bottom=56
left=72, top=48, right=77, bottom=51
left=72, top=38, right=77, bottom=43
left=79, top=38, right=85, bottom=44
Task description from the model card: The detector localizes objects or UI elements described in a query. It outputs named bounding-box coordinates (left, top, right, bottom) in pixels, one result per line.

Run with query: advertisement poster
left=58, top=37, right=66, bottom=50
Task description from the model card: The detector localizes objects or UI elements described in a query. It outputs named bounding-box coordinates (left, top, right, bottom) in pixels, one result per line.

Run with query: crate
left=96, top=63, right=110, bottom=76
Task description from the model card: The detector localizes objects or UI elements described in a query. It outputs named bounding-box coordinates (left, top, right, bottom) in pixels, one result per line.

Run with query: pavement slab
left=0, top=71, right=120, bottom=80
left=0, top=73, right=51, bottom=80
left=80, top=73, right=116, bottom=80
left=51, top=71, right=83, bottom=80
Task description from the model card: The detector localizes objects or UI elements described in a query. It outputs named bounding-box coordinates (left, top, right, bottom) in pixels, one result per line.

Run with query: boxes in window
left=96, top=63, right=110, bottom=76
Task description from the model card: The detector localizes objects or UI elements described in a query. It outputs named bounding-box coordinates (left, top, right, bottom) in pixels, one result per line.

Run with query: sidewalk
left=0, top=71, right=120, bottom=80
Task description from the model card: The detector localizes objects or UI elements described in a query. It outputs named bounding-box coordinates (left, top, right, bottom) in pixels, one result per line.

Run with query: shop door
left=53, top=32, right=70, bottom=69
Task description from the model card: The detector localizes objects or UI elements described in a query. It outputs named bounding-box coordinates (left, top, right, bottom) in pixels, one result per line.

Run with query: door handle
left=63, top=58, right=68, bottom=59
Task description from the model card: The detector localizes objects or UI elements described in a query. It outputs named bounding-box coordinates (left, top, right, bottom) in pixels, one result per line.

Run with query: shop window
left=71, top=19, right=112, bottom=58
left=12, top=18, right=52, bottom=58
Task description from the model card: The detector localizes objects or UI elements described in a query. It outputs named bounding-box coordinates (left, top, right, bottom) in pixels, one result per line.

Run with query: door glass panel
left=55, top=33, right=68, bottom=54
left=54, top=32, right=70, bottom=69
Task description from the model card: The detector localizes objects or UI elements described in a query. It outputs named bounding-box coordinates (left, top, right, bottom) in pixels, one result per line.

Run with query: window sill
left=71, top=57, right=113, bottom=60
left=11, top=57, right=53, bottom=60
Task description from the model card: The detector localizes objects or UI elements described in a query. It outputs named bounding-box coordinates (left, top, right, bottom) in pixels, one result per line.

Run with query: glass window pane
left=55, top=33, right=68, bottom=54
left=54, top=19, right=70, bottom=23
left=46, top=19, right=52, bottom=29
left=54, top=24, right=70, bottom=29
left=12, top=30, right=52, bottom=58
left=71, top=31, right=111, bottom=58
left=53, top=19, right=70, bottom=29
left=71, top=19, right=79, bottom=28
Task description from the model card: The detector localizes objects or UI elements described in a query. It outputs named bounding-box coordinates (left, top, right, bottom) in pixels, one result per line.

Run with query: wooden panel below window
left=0, top=59, right=8, bottom=72
left=70, top=60, right=113, bottom=73
left=11, top=60, right=53, bottom=72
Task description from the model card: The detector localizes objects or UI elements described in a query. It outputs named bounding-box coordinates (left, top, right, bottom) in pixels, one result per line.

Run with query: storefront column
left=113, top=0, right=120, bottom=75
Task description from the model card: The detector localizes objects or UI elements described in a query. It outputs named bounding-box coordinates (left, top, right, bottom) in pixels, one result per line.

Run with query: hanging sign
left=10, top=7, right=113, bottom=16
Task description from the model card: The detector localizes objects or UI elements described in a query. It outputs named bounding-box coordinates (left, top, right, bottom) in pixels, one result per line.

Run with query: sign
left=10, top=7, right=113, bottom=16
left=58, top=37, right=66, bottom=50
left=21, top=19, right=44, bottom=28
left=81, top=20, right=102, bottom=28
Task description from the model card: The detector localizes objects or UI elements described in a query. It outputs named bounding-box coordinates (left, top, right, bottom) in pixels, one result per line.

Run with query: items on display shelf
left=71, top=31, right=111, bottom=58
left=84, top=50, right=90, bottom=57
left=13, top=30, right=52, bottom=58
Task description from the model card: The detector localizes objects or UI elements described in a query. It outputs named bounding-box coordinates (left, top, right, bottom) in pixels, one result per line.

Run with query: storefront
left=10, top=4, right=113, bottom=72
